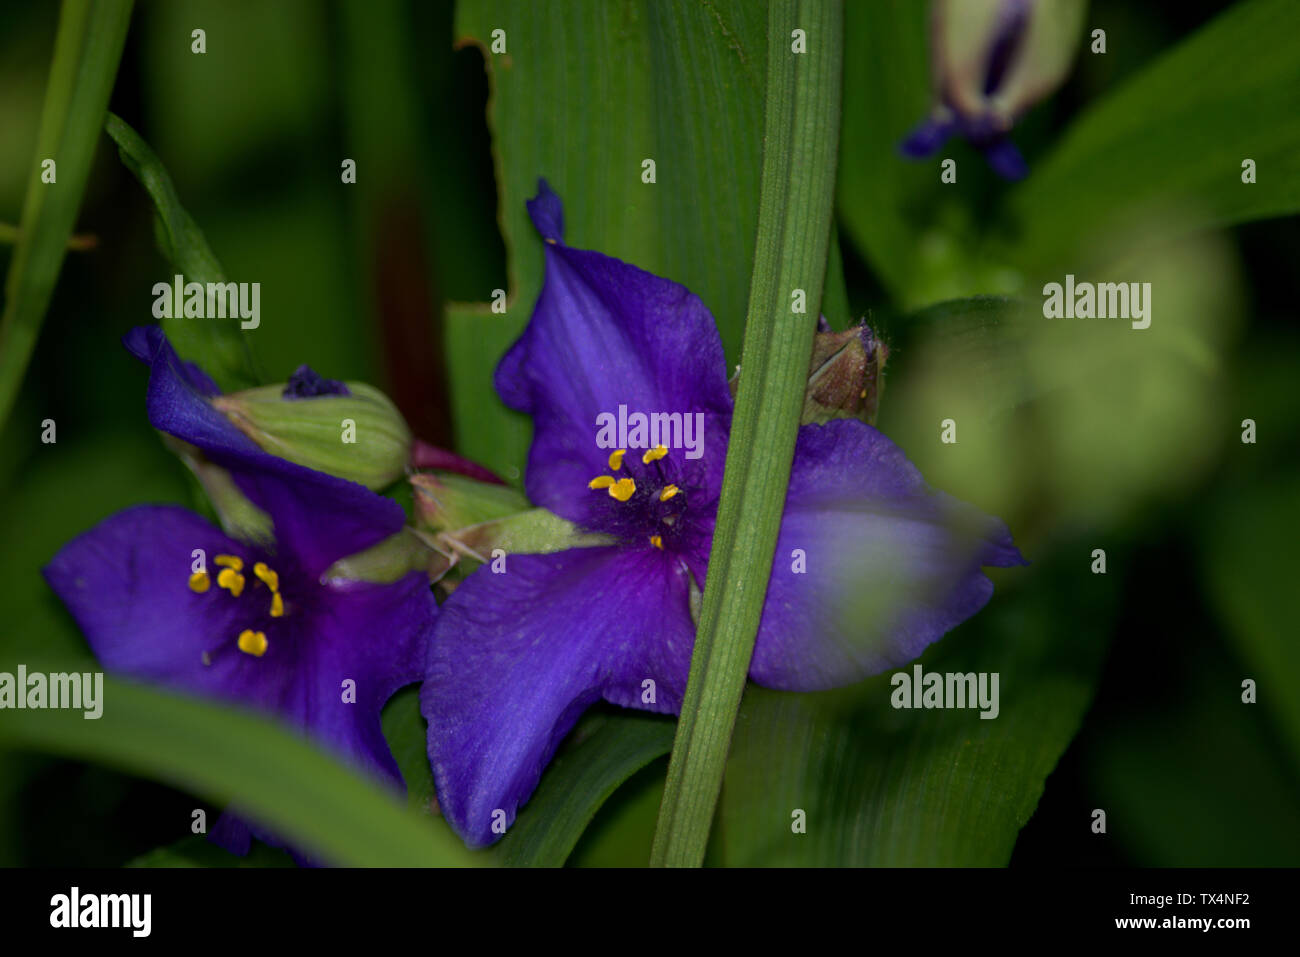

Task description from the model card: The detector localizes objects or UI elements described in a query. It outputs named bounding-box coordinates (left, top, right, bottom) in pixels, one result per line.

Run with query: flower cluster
left=46, top=184, right=1024, bottom=859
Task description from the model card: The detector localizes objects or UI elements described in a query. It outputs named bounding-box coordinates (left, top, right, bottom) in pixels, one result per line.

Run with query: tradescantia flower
left=900, top=0, right=1087, bottom=180
left=421, top=181, right=1026, bottom=847
left=44, top=329, right=435, bottom=861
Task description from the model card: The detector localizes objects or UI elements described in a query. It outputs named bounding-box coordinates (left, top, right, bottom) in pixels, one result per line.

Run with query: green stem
left=0, top=0, right=134, bottom=430
left=650, top=0, right=843, bottom=867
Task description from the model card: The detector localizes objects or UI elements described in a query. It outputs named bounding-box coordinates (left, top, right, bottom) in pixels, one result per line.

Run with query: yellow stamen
left=214, top=554, right=244, bottom=571
left=609, top=477, right=636, bottom=502
left=649, top=535, right=663, bottom=550
left=237, top=629, right=268, bottom=657
left=216, top=567, right=246, bottom=597
left=270, top=592, right=285, bottom=618
left=188, top=571, right=211, bottom=593
left=253, top=561, right=280, bottom=592
left=642, top=444, right=668, bottom=464
left=659, top=484, right=680, bottom=502
left=588, top=475, right=615, bottom=490
left=608, top=449, right=626, bottom=470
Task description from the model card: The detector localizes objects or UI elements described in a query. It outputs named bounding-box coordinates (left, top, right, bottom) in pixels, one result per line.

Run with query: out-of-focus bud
left=900, top=0, right=1087, bottom=179
left=212, top=366, right=412, bottom=489
left=804, top=317, right=889, bottom=426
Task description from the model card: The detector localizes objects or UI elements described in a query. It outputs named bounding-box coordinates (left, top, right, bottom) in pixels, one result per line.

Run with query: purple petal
left=524, top=178, right=565, bottom=242
left=899, top=117, right=954, bottom=158
left=421, top=547, right=695, bottom=846
left=44, top=506, right=429, bottom=786
left=230, top=467, right=406, bottom=580
left=294, top=573, right=431, bottom=784
left=982, top=137, right=1029, bottom=180
left=43, top=505, right=279, bottom=696
left=124, top=326, right=406, bottom=574
left=494, top=186, right=733, bottom=526
left=751, top=419, right=1025, bottom=690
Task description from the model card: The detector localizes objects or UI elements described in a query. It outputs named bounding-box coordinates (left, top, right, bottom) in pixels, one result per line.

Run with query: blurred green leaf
left=0, top=661, right=479, bottom=867
left=1086, top=643, right=1300, bottom=867
left=718, top=550, right=1112, bottom=865
left=1200, top=478, right=1300, bottom=776
left=492, top=711, right=675, bottom=866
left=104, top=112, right=257, bottom=390
left=1001, top=0, right=1300, bottom=277
left=0, top=0, right=133, bottom=429
left=128, top=834, right=292, bottom=868
left=836, top=0, right=934, bottom=303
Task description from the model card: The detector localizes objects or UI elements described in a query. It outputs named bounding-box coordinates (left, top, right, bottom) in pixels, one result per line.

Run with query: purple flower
left=900, top=0, right=1086, bottom=180
left=421, top=181, right=1026, bottom=847
left=44, top=329, right=435, bottom=861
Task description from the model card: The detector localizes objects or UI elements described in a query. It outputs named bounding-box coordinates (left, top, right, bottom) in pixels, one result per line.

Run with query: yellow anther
left=642, top=444, right=668, bottom=464
left=659, top=484, right=680, bottom=502
left=588, top=475, right=615, bottom=490
left=237, top=629, right=268, bottom=657
left=609, top=477, right=636, bottom=502
left=216, top=567, right=246, bottom=597
left=270, top=592, right=285, bottom=618
left=188, top=571, right=211, bottom=593
left=650, top=535, right=663, bottom=550
left=253, top=561, right=280, bottom=592
left=608, top=449, right=626, bottom=470
left=214, top=554, right=244, bottom=571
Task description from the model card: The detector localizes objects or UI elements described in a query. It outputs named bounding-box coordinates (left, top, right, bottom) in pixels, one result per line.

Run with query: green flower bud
left=411, top=471, right=611, bottom=589
left=213, top=374, right=412, bottom=490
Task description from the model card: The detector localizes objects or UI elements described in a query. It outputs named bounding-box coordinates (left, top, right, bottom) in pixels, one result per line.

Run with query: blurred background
left=0, top=0, right=1296, bottom=866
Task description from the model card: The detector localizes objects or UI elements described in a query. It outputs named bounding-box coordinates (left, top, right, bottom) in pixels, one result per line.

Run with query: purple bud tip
left=282, top=365, right=351, bottom=400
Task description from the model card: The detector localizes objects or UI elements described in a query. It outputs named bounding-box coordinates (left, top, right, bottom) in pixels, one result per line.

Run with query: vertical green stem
left=650, top=0, right=842, bottom=867
left=0, top=0, right=134, bottom=429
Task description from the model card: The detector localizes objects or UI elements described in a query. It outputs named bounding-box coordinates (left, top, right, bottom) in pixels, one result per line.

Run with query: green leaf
left=0, top=660, right=480, bottom=867
left=1001, top=0, right=1300, bottom=277
left=443, top=302, right=531, bottom=484
left=103, top=112, right=257, bottom=390
left=835, top=0, right=934, bottom=302
left=0, top=0, right=134, bottom=430
left=491, top=711, right=676, bottom=866
left=1199, top=478, right=1300, bottom=776
left=718, top=548, right=1112, bottom=865
left=128, top=835, right=293, bottom=868
left=447, top=0, right=769, bottom=481
left=651, top=0, right=842, bottom=868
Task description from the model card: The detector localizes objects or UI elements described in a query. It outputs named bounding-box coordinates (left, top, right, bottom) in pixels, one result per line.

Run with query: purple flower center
left=187, top=550, right=300, bottom=662
left=582, top=446, right=709, bottom=555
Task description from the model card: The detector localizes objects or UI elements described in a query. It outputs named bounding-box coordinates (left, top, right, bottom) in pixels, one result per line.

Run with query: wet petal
left=752, top=419, right=1025, bottom=690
